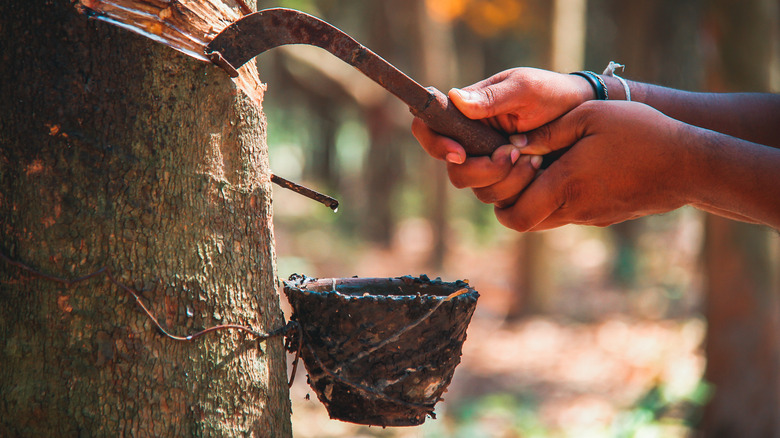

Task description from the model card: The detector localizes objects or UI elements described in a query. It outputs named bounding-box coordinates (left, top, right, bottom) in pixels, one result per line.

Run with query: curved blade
left=205, top=8, right=431, bottom=111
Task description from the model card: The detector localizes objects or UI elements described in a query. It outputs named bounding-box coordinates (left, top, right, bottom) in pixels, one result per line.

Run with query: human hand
left=492, top=100, right=692, bottom=231
left=412, top=67, right=594, bottom=164
left=410, top=120, right=543, bottom=208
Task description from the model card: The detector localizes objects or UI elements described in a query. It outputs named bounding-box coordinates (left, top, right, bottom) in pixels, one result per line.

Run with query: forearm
left=600, top=76, right=780, bottom=148
left=681, top=123, right=780, bottom=229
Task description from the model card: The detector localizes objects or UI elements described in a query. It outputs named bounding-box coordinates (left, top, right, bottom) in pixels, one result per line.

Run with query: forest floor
left=287, top=314, right=705, bottom=438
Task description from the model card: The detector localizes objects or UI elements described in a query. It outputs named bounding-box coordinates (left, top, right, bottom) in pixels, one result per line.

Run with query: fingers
left=446, top=144, right=517, bottom=188
left=493, top=167, right=566, bottom=232
left=449, top=82, right=522, bottom=121
left=411, top=117, right=466, bottom=164
left=517, top=103, right=593, bottom=156
left=472, top=154, right=542, bottom=204
left=412, top=117, right=536, bottom=195
left=447, top=69, right=529, bottom=120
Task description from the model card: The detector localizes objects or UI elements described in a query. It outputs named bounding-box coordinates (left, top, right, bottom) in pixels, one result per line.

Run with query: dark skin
left=411, top=67, right=780, bottom=231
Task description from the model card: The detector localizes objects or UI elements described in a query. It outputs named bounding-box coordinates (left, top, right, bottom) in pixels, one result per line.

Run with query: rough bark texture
left=0, top=1, right=291, bottom=436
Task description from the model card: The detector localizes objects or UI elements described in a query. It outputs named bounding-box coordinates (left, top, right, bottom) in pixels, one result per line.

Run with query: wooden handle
left=410, top=86, right=508, bottom=156
left=411, top=86, right=561, bottom=169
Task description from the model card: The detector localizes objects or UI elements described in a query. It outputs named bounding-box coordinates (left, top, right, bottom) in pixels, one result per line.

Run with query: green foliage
left=447, top=393, right=550, bottom=437
left=610, top=380, right=712, bottom=437
left=419, top=381, right=711, bottom=438
left=272, top=0, right=319, bottom=13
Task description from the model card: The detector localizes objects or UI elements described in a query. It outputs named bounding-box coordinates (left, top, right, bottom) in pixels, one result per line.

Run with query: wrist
left=570, top=71, right=608, bottom=100
left=601, top=75, right=631, bottom=101
left=676, top=123, right=739, bottom=214
left=570, top=62, right=634, bottom=103
left=570, top=73, right=598, bottom=105
left=683, top=126, right=780, bottom=228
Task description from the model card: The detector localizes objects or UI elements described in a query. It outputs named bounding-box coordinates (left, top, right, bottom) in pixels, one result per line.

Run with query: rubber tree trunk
left=362, top=2, right=405, bottom=248
left=701, top=0, right=780, bottom=435
left=0, top=1, right=292, bottom=436
left=415, top=0, right=456, bottom=270
left=603, top=0, right=704, bottom=291
left=506, top=0, right=567, bottom=318
left=703, top=220, right=779, bottom=436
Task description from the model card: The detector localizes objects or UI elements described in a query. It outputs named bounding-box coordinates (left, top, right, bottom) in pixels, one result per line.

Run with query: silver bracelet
left=603, top=61, right=631, bottom=101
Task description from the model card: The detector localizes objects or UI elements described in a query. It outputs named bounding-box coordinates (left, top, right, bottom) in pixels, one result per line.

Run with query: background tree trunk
left=703, top=219, right=779, bottom=436
left=506, top=0, right=576, bottom=318
left=0, top=1, right=292, bottom=436
left=361, top=2, right=408, bottom=247
left=414, top=0, right=457, bottom=270
left=701, top=0, right=780, bottom=435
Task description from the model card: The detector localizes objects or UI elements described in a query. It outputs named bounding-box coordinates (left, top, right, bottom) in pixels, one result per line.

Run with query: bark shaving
left=78, top=0, right=266, bottom=107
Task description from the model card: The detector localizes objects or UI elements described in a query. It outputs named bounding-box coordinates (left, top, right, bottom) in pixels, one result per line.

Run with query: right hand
left=412, top=67, right=594, bottom=165
left=411, top=67, right=593, bottom=207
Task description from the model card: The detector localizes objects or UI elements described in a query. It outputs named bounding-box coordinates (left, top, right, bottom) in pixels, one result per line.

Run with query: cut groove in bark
left=77, top=0, right=265, bottom=107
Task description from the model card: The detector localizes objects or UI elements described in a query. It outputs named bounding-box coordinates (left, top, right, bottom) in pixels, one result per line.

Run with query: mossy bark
left=0, top=1, right=292, bottom=436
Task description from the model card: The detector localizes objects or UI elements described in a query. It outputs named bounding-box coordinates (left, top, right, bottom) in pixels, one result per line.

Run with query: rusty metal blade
left=205, top=8, right=432, bottom=111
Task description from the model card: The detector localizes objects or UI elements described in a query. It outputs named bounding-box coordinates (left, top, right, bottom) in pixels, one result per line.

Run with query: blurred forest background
left=256, top=0, right=780, bottom=436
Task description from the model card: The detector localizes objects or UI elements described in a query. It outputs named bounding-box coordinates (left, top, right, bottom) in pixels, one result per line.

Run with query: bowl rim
left=283, top=275, right=478, bottom=299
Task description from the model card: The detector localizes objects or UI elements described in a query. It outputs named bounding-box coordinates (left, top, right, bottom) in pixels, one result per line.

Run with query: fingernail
left=509, top=134, right=528, bottom=148
left=452, top=88, right=476, bottom=102
left=530, top=155, right=543, bottom=169
left=510, top=148, right=521, bottom=165
left=446, top=152, right=464, bottom=164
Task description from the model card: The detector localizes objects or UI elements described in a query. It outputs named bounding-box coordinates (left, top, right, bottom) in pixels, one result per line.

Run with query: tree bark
left=415, top=0, right=457, bottom=270
left=703, top=219, right=780, bottom=437
left=362, top=2, right=407, bottom=247
left=701, top=0, right=780, bottom=436
left=0, top=1, right=291, bottom=436
left=506, top=0, right=569, bottom=318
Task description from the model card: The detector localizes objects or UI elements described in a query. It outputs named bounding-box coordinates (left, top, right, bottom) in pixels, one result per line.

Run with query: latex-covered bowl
left=283, top=274, right=479, bottom=427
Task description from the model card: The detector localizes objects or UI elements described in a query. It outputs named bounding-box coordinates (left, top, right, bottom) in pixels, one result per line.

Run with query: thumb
left=517, top=104, right=592, bottom=155
left=448, top=74, right=522, bottom=120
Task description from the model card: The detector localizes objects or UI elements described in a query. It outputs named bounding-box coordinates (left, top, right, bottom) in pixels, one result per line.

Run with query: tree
left=590, top=1, right=779, bottom=433
left=0, top=1, right=292, bottom=436
left=362, top=2, right=408, bottom=247
left=701, top=0, right=780, bottom=435
left=415, top=0, right=457, bottom=269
